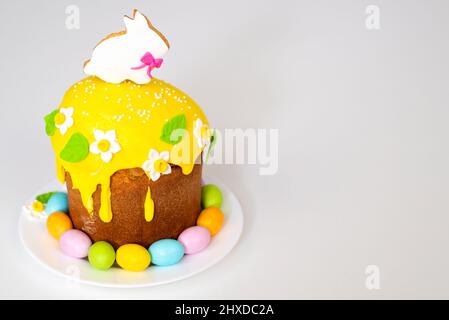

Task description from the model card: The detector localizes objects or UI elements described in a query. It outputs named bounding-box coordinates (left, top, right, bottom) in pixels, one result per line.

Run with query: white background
left=1, top=0, right=449, bottom=299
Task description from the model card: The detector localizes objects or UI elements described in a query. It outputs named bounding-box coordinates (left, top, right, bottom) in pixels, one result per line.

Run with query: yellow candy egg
left=46, top=211, right=73, bottom=239
left=116, top=244, right=151, bottom=271
left=196, top=207, right=224, bottom=236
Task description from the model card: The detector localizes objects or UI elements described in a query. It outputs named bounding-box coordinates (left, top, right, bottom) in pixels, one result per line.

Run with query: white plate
left=18, top=174, right=243, bottom=288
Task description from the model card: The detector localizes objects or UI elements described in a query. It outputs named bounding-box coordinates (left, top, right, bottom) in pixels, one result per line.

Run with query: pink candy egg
left=59, top=229, right=92, bottom=258
left=178, top=226, right=211, bottom=254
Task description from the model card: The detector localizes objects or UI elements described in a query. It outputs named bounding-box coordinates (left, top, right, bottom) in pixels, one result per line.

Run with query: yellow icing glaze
left=50, top=76, right=208, bottom=222
left=144, top=187, right=154, bottom=222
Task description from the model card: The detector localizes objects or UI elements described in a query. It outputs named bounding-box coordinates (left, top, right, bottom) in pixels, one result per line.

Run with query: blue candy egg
left=149, top=239, right=185, bottom=266
left=45, top=192, right=68, bottom=214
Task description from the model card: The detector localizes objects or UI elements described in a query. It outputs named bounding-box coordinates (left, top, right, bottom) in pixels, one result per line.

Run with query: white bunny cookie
left=84, top=10, right=169, bottom=84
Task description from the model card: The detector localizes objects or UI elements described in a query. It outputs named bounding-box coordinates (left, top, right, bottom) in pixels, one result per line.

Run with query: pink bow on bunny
left=131, top=52, right=163, bottom=78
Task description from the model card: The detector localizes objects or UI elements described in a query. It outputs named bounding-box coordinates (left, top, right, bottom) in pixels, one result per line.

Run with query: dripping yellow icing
left=50, top=76, right=208, bottom=222
left=144, top=187, right=154, bottom=222
left=99, top=177, right=111, bottom=222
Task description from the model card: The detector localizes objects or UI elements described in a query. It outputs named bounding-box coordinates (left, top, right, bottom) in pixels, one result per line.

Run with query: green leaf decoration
left=36, top=191, right=58, bottom=204
left=59, top=132, right=89, bottom=163
left=160, top=114, right=187, bottom=145
left=44, top=110, right=58, bottom=136
left=206, top=129, right=217, bottom=163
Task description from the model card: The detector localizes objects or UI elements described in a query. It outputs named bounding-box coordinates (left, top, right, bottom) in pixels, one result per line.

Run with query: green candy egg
left=201, top=184, right=223, bottom=209
left=88, top=241, right=116, bottom=270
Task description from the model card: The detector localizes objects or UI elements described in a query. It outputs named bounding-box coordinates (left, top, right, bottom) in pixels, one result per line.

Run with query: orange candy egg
left=196, top=207, right=224, bottom=236
left=47, top=211, right=73, bottom=239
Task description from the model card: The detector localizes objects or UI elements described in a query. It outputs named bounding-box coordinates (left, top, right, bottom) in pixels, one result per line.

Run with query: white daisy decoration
left=142, top=149, right=172, bottom=181
left=89, top=129, right=121, bottom=163
left=22, top=200, right=46, bottom=220
left=193, top=118, right=211, bottom=149
left=54, top=107, right=74, bottom=135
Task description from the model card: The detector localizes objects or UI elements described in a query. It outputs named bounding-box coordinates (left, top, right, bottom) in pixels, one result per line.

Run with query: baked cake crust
left=67, top=164, right=202, bottom=249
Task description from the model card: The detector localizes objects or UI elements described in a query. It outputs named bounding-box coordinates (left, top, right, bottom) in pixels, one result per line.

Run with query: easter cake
left=43, top=10, right=217, bottom=251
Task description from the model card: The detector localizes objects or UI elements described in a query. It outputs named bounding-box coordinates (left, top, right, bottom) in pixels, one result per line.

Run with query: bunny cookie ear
left=124, top=10, right=169, bottom=48
left=124, top=12, right=146, bottom=32
left=123, top=15, right=134, bottom=31
left=124, top=11, right=148, bottom=31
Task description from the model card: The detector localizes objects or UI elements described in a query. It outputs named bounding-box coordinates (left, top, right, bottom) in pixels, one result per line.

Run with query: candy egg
left=178, top=226, right=211, bottom=254
left=116, top=244, right=151, bottom=271
left=201, top=184, right=222, bottom=209
left=46, top=192, right=68, bottom=214
left=88, top=241, right=116, bottom=270
left=149, top=239, right=185, bottom=266
left=47, top=211, right=73, bottom=239
left=197, top=207, right=224, bottom=236
left=59, top=229, right=92, bottom=258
